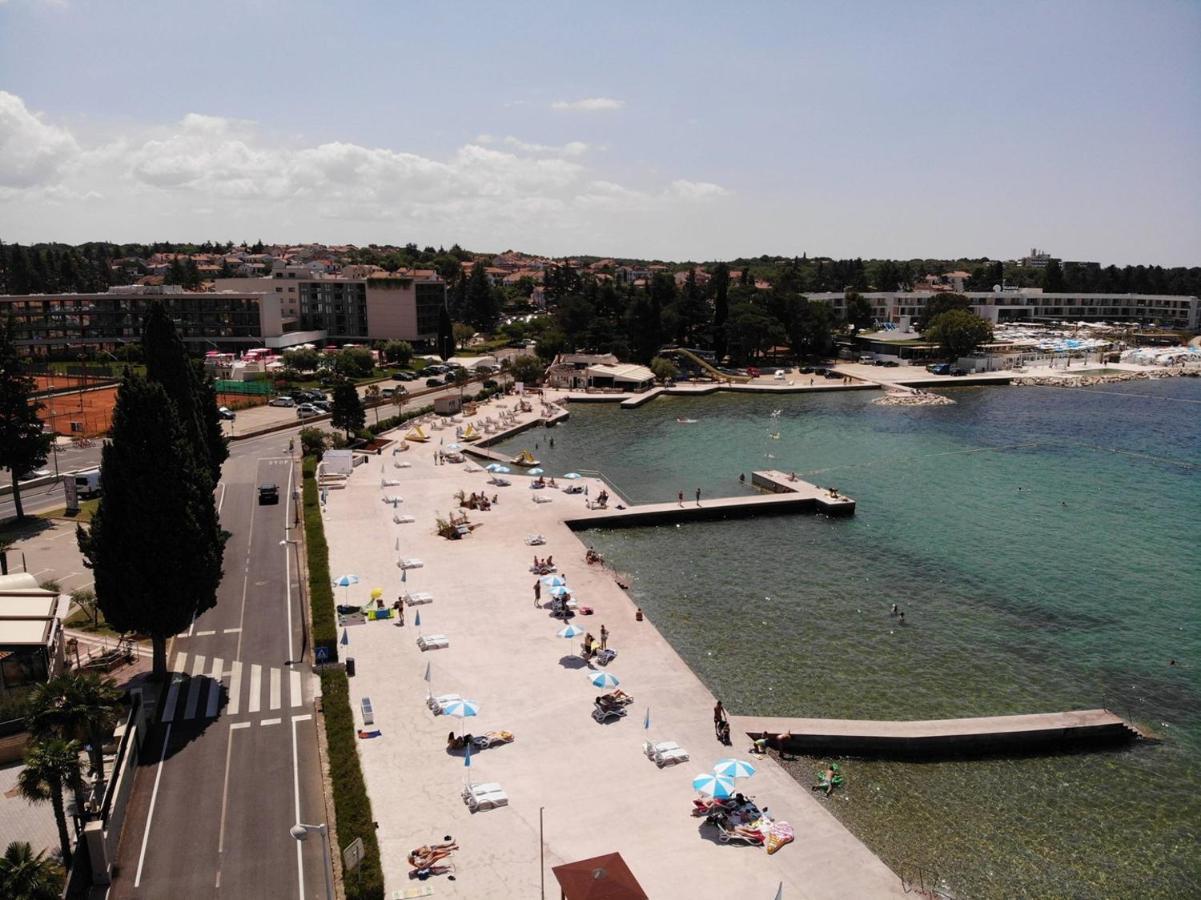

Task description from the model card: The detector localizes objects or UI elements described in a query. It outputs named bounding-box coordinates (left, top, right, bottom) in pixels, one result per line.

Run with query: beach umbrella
left=557, top=623, right=584, bottom=638
left=587, top=670, right=620, bottom=689
left=423, top=661, right=432, bottom=698
left=542, top=575, right=566, bottom=587
left=564, top=472, right=581, bottom=479
left=549, top=585, right=572, bottom=598
left=334, top=574, right=360, bottom=587
left=485, top=462, right=505, bottom=472
left=370, top=587, right=383, bottom=600
left=494, top=465, right=511, bottom=474
left=644, top=707, right=651, bottom=730
left=692, top=772, right=737, bottom=799
left=528, top=467, right=544, bottom=475
left=713, top=758, right=757, bottom=779
left=443, top=698, right=480, bottom=737
left=413, top=609, right=421, bottom=630
left=340, top=627, right=349, bottom=647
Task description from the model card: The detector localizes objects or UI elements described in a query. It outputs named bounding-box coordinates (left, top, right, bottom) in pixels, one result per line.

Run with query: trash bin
left=346, top=657, right=356, bottom=677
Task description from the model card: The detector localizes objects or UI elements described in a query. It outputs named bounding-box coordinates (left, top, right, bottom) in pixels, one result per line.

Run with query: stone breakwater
left=873, top=390, right=956, bottom=406
left=1014, top=367, right=1198, bottom=388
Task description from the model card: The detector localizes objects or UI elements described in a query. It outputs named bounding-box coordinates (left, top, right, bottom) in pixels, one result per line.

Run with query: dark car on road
left=425, top=377, right=443, bottom=387
left=258, top=483, right=279, bottom=505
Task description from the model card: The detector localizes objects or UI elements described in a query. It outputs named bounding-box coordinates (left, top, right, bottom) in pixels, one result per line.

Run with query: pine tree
left=0, top=316, right=53, bottom=520
left=142, top=302, right=228, bottom=482
left=331, top=382, right=365, bottom=438
left=79, top=375, right=225, bottom=678
left=711, top=263, right=730, bottom=361
left=436, top=302, right=454, bottom=361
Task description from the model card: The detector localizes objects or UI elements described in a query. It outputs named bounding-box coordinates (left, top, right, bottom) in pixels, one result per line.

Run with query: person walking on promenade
left=600, top=624, right=609, bottom=651
left=534, top=580, right=541, bottom=607
left=714, top=700, right=727, bottom=739
left=678, top=491, right=684, bottom=507
left=397, top=600, right=405, bottom=626
left=695, top=488, right=702, bottom=506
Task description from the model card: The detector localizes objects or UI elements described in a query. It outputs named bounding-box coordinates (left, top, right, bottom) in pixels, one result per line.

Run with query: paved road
left=107, top=428, right=328, bottom=899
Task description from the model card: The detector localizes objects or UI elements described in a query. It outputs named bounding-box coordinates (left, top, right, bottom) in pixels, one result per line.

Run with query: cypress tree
left=142, top=302, right=228, bottom=482
left=80, top=375, right=224, bottom=678
left=711, top=263, right=730, bottom=361
left=436, top=302, right=454, bottom=361
left=0, top=316, right=53, bottom=521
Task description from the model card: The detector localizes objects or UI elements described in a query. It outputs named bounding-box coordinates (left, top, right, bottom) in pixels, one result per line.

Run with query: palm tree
left=0, top=841, right=63, bottom=900
left=365, top=384, right=381, bottom=426
left=19, top=738, right=84, bottom=867
left=25, top=673, right=123, bottom=806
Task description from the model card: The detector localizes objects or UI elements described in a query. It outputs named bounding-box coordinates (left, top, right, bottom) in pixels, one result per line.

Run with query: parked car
left=799, top=366, right=814, bottom=374
left=269, top=396, right=295, bottom=407
left=217, top=406, right=236, bottom=420
left=425, top=377, right=443, bottom=387
left=475, top=365, right=495, bottom=376
left=296, top=403, right=321, bottom=418
left=878, top=359, right=900, bottom=367
left=393, top=371, right=416, bottom=381
left=823, top=370, right=842, bottom=379
left=417, top=367, right=435, bottom=377
left=482, top=379, right=498, bottom=390
left=312, top=399, right=333, bottom=412
left=258, top=483, right=279, bottom=505
left=381, top=387, right=396, bottom=398
left=773, top=369, right=787, bottom=380
left=950, top=368, right=968, bottom=376
left=926, top=363, right=952, bottom=375
left=858, top=355, right=875, bottom=364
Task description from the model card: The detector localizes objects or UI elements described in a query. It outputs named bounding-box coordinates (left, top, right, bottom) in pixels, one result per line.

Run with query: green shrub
left=302, top=458, right=337, bottom=663
left=320, top=669, right=384, bottom=900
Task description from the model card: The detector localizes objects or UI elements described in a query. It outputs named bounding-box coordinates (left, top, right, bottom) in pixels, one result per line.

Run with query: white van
left=74, top=468, right=102, bottom=498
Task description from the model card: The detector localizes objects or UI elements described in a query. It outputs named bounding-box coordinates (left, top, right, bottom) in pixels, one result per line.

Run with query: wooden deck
left=730, top=709, right=1142, bottom=758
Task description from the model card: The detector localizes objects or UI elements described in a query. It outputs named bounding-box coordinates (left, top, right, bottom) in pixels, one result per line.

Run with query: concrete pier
left=564, top=473, right=854, bottom=530
left=731, top=709, right=1142, bottom=759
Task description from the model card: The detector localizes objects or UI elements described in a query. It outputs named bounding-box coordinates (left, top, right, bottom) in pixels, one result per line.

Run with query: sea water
left=493, top=379, right=1201, bottom=898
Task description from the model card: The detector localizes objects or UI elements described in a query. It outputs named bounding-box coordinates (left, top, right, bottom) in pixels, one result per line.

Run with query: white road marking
left=195, top=629, right=216, bottom=637
left=289, top=669, right=302, bottom=708
left=230, top=721, right=250, bottom=730
left=133, top=722, right=172, bottom=888
left=161, top=652, right=187, bottom=724
left=261, top=717, right=281, bottom=726
left=205, top=657, right=223, bottom=718
left=216, top=481, right=227, bottom=516
left=291, top=714, right=304, bottom=900
left=284, top=542, right=294, bottom=665
left=30, top=568, right=52, bottom=578
left=270, top=667, right=281, bottom=710
left=183, top=654, right=206, bottom=720
left=222, top=627, right=241, bottom=634
left=293, top=714, right=311, bottom=723
left=227, top=661, right=242, bottom=716
left=248, top=664, right=262, bottom=714
left=214, top=718, right=238, bottom=887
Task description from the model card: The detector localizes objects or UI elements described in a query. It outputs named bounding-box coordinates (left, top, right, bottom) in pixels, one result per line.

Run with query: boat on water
left=511, top=449, right=540, bottom=467
left=676, top=417, right=699, bottom=424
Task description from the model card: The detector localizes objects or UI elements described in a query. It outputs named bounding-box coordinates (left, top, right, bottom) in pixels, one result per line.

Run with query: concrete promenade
left=321, top=396, right=905, bottom=898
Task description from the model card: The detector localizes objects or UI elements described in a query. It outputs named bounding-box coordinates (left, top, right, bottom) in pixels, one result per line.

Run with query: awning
left=552, top=852, right=648, bottom=900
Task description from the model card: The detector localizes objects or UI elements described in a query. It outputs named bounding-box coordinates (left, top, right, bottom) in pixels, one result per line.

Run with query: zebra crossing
left=160, top=651, right=304, bottom=723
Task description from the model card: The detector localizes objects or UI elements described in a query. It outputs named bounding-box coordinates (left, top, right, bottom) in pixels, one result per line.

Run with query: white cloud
left=551, top=97, right=624, bottom=112
left=0, top=91, right=80, bottom=189
left=0, top=93, right=731, bottom=253
left=669, top=179, right=730, bottom=200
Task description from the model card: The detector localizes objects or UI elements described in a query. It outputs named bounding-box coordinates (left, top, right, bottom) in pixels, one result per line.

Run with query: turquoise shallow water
left=494, top=380, right=1201, bottom=898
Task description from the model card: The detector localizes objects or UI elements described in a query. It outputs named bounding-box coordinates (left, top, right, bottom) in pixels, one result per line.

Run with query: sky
left=0, top=0, right=1198, bottom=265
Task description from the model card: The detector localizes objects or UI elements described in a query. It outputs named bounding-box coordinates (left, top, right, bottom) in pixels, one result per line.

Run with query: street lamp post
left=290, top=822, right=335, bottom=900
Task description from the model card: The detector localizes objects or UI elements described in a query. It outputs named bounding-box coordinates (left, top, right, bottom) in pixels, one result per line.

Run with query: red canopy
left=552, top=852, right=648, bottom=900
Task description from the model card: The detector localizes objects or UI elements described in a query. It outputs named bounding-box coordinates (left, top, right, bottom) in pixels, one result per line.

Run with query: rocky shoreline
left=1014, top=367, right=1198, bottom=388
left=873, top=390, right=956, bottom=406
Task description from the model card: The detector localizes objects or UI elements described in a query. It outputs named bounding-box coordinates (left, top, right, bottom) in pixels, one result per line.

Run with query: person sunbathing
left=607, top=688, right=634, bottom=704
left=408, top=840, right=458, bottom=869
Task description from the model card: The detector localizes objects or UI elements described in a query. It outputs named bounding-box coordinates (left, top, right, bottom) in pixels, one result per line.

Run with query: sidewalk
left=321, top=396, right=904, bottom=897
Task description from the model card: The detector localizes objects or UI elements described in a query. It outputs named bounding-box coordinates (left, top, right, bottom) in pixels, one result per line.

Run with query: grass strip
left=320, top=669, right=385, bottom=899
left=302, top=456, right=338, bottom=662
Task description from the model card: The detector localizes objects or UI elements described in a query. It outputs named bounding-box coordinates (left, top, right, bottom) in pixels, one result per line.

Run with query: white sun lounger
left=525, top=534, right=546, bottom=545
left=404, top=591, right=433, bottom=606
left=381, top=479, right=402, bottom=487
left=399, top=558, right=424, bottom=569
left=656, top=747, right=690, bottom=767
left=382, top=495, right=403, bottom=505
left=532, top=495, right=552, bottom=504
left=463, top=782, right=509, bottom=811
left=393, top=514, right=415, bottom=524
left=417, top=634, right=449, bottom=651
left=427, top=692, right=461, bottom=713
left=643, top=740, right=678, bottom=758
left=394, top=461, right=412, bottom=468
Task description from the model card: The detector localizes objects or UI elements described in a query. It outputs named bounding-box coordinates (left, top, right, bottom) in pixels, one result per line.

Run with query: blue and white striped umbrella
left=441, top=698, right=480, bottom=719
left=541, top=575, right=566, bottom=587
left=586, top=670, right=620, bottom=689
left=485, top=463, right=505, bottom=472
left=549, top=585, right=572, bottom=598
left=713, top=758, right=757, bottom=779
left=333, top=574, right=360, bottom=587
left=692, top=772, right=737, bottom=799
left=493, top=465, right=511, bottom=474
left=446, top=443, right=462, bottom=451
left=564, top=472, right=582, bottom=479
left=528, top=468, right=544, bottom=475
left=557, top=623, right=584, bottom=638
